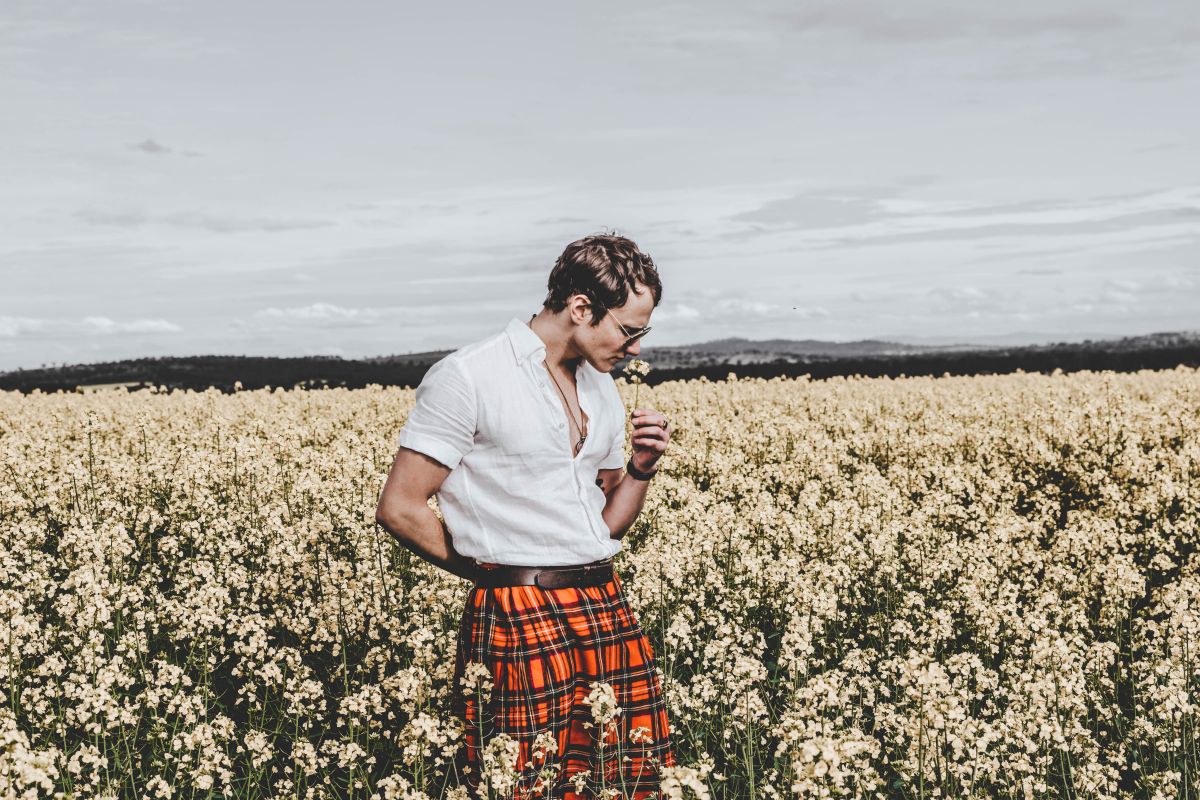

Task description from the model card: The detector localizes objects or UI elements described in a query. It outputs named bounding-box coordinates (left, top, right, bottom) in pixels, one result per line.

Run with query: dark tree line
left=1, top=341, right=1198, bottom=394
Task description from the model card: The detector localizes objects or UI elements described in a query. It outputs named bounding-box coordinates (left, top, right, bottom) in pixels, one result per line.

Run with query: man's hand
left=630, top=407, right=671, bottom=472
left=602, top=407, right=671, bottom=538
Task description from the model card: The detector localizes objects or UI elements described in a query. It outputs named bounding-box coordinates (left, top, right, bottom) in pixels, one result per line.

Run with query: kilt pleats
left=452, top=572, right=676, bottom=799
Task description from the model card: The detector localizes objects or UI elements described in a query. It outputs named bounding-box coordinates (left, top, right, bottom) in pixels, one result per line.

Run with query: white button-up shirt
left=397, top=316, right=627, bottom=566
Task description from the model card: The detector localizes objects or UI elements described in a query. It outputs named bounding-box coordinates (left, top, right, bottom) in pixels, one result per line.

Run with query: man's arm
left=375, top=447, right=481, bottom=582
left=599, top=466, right=653, bottom=540
left=599, top=407, right=670, bottom=540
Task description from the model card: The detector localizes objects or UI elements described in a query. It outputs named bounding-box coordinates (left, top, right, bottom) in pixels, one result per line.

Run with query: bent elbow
left=376, top=495, right=422, bottom=535
left=375, top=500, right=403, bottom=531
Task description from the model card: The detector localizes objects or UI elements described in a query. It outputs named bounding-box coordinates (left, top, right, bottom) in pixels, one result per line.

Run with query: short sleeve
left=397, top=357, right=477, bottom=470
left=599, top=425, right=626, bottom=470
left=599, top=380, right=627, bottom=470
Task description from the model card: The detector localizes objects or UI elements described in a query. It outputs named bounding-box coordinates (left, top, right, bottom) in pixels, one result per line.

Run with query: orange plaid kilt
left=452, top=569, right=676, bottom=799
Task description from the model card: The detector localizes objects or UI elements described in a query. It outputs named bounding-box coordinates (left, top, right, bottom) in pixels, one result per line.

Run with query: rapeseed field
left=1, top=368, right=1197, bottom=799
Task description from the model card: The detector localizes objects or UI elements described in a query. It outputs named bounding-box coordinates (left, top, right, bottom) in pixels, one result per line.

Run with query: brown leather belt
left=473, top=558, right=615, bottom=590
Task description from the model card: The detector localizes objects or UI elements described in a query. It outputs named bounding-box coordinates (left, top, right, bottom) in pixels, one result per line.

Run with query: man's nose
left=625, top=339, right=642, bottom=357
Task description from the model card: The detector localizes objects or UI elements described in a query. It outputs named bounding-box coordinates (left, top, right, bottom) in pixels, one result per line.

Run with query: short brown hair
left=542, top=234, right=662, bottom=325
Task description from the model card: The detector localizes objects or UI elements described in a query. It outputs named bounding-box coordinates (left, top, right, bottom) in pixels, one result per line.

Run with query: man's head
left=543, top=235, right=662, bottom=318
left=541, top=234, right=662, bottom=372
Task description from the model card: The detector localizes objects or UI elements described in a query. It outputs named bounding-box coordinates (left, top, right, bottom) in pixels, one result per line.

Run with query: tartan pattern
left=453, top=570, right=676, bottom=799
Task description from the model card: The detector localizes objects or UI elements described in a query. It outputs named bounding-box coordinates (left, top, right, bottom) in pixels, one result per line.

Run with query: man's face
left=580, top=283, right=656, bottom=373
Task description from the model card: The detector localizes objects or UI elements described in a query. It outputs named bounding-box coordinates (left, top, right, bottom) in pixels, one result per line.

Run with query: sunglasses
left=589, top=299, right=651, bottom=350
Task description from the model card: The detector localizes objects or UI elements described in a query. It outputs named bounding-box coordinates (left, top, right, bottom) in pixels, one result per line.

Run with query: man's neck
left=528, top=311, right=583, bottom=376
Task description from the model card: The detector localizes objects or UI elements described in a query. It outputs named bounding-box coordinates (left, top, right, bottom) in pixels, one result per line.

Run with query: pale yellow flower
left=481, top=733, right=520, bottom=797
left=3, top=366, right=1198, bottom=798
left=459, top=662, right=494, bottom=701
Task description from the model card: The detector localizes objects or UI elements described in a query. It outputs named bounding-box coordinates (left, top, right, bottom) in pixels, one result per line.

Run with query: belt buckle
left=580, top=562, right=610, bottom=588
left=540, top=566, right=600, bottom=592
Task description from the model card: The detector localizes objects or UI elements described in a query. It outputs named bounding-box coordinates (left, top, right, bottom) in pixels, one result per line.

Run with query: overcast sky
left=2, top=0, right=1198, bottom=371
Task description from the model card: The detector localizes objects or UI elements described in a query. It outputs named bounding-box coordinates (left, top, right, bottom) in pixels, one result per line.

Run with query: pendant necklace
left=543, top=359, right=586, bottom=454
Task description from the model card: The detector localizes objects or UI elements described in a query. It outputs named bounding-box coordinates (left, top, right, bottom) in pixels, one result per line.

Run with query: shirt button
left=557, top=422, right=565, bottom=429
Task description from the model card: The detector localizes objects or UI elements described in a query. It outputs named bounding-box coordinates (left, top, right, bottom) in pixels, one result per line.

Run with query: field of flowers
left=1, top=366, right=1198, bottom=799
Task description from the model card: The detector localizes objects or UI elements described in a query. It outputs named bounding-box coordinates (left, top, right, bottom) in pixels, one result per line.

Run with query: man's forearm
left=376, top=504, right=480, bottom=582
left=602, top=471, right=653, bottom=540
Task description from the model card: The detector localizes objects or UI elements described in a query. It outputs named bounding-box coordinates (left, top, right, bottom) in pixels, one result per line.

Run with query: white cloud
left=708, top=297, right=830, bottom=319
left=1105, top=278, right=1141, bottom=291
left=82, top=317, right=181, bottom=334
left=407, top=272, right=530, bottom=286
left=726, top=186, right=1200, bottom=248
left=0, top=317, right=46, bottom=338
left=0, top=315, right=181, bottom=338
left=713, top=298, right=779, bottom=316
left=650, top=303, right=702, bottom=322
left=923, top=286, right=1023, bottom=316
left=1101, top=290, right=1137, bottom=305
left=75, top=209, right=336, bottom=233
left=929, top=286, right=989, bottom=303
left=778, top=4, right=1128, bottom=44
left=250, top=303, right=386, bottom=328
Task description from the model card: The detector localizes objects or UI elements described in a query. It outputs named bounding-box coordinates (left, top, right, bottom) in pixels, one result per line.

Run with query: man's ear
left=570, top=294, right=593, bottom=325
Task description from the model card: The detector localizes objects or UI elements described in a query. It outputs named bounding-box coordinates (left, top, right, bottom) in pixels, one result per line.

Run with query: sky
left=2, top=0, right=1198, bottom=371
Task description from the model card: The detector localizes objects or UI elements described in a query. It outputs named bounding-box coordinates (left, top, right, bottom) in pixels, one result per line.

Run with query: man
left=375, top=234, right=675, bottom=799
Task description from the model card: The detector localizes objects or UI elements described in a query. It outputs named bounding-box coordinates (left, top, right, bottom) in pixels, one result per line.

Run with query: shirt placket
left=528, top=359, right=609, bottom=544
left=529, top=358, right=570, bottom=447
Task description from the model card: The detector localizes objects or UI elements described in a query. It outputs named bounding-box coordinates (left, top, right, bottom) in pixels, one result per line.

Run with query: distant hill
left=357, top=336, right=940, bottom=371
left=1, top=330, right=1197, bottom=394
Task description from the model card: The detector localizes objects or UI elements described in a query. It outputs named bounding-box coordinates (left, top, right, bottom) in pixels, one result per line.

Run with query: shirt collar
left=505, top=316, right=547, bottom=366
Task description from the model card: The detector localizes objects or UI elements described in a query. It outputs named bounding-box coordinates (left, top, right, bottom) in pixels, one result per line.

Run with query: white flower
left=460, top=662, right=494, bottom=701
left=481, top=733, right=520, bottom=797
left=570, top=769, right=592, bottom=795
left=660, top=765, right=711, bottom=800
left=582, top=681, right=623, bottom=747
left=627, top=359, right=651, bottom=379
left=583, top=681, right=621, bottom=727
